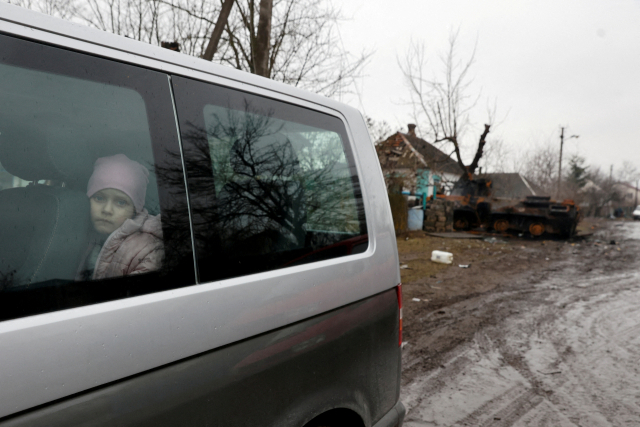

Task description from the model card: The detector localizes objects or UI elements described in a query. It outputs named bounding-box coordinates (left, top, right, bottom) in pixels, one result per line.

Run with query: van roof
left=0, top=2, right=359, bottom=118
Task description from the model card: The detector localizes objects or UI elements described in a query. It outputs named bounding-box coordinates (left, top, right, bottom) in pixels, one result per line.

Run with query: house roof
left=403, top=134, right=463, bottom=176
left=375, top=131, right=462, bottom=176
left=476, top=173, right=537, bottom=198
left=614, top=182, right=640, bottom=191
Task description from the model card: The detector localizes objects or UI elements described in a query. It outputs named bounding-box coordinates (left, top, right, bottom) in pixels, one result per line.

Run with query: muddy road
left=399, top=221, right=640, bottom=426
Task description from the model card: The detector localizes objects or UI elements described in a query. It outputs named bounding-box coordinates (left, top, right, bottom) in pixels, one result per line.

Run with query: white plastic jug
left=431, top=250, right=453, bottom=264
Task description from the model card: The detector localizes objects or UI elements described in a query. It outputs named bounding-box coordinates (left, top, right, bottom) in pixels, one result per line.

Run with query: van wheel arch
left=303, top=408, right=366, bottom=427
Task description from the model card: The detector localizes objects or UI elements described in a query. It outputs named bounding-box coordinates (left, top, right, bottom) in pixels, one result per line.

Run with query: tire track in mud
left=401, top=222, right=640, bottom=426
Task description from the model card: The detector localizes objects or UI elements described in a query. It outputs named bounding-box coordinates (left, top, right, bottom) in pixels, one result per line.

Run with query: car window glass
left=203, top=105, right=361, bottom=234
left=0, top=34, right=195, bottom=321
left=173, top=76, right=368, bottom=283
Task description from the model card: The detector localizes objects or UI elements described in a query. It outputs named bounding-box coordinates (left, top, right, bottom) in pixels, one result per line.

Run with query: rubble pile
left=424, top=199, right=454, bottom=232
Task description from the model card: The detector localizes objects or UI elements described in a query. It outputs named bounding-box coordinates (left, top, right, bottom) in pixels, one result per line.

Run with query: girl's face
left=90, top=188, right=135, bottom=236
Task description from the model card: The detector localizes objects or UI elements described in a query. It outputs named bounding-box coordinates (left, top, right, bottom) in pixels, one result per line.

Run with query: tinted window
left=172, top=76, right=368, bottom=282
left=0, top=35, right=195, bottom=321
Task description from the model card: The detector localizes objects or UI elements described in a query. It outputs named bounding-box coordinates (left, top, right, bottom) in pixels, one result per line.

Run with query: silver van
left=0, top=3, right=404, bottom=426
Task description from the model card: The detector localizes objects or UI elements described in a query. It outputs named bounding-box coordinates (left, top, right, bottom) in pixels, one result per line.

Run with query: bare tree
left=14, top=0, right=367, bottom=97
left=365, top=116, right=395, bottom=145
left=616, top=160, right=640, bottom=185
left=217, top=0, right=369, bottom=96
left=253, top=0, right=273, bottom=77
left=75, top=0, right=222, bottom=57
left=582, top=166, right=621, bottom=217
left=478, top=137, right=515, bottom=174
left=202, top=0, right=235, bottom=61
left=520, top=143, right=559, bottom=196
left=8, top=0, right=78, bottom=19
left=81, top=0, right=162, bottom=44
left=399, top=31, right=494, bottom=180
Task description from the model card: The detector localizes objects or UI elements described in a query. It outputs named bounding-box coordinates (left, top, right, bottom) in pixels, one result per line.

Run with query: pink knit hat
left=87, top=154, right=149, bottom=213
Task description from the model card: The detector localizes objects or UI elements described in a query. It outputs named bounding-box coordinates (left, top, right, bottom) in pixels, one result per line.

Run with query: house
left=613, top=182, right=640, bottom=208
left=475, top=173, right=537, bottom=199
left=376, top=124, right=462, bottom=198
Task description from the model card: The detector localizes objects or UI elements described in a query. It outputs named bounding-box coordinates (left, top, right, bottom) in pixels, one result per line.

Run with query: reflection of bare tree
left=297, top=134, right=361, bottom=234
left=159, top=101, right=366, bottom=280
left=209, top=108, right=307, bottom=254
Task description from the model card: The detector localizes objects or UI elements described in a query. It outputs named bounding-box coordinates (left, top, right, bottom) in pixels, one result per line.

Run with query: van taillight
left=396, top=284, right=402, bottom=347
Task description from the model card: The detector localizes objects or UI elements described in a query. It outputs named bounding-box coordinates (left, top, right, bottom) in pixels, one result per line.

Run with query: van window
left=172, top=76, right=368, bottom=282
left=0, top=34, right=195, bottom=321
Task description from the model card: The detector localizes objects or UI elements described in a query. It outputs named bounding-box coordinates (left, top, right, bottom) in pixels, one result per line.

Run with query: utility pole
left=557, top=127, right=564, bottom=198
left=557, top=127, right=579, bottom=199
left=635, top=179, right=639, bottom=208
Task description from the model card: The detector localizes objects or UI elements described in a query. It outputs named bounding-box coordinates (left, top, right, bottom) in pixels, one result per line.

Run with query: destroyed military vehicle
left=447, top=178, right=580, bottom=238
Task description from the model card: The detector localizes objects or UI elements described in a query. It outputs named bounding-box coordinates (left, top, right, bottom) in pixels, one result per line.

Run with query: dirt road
left=399, top=221, right=640, bottom=426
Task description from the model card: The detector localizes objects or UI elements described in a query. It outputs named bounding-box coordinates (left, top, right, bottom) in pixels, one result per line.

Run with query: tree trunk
left=254, top=0, right=273, bottom=77
left=466, top=124, right=491, bottom=178
left=203, top=0, right=235, bottom=61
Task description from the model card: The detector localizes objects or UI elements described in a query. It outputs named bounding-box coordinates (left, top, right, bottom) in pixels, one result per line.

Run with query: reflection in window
left=173, top=76, right=368, bottom=282
left=204, top=105, right=360, bottom=237
left=0, top=34, right=193, bottom=322
left=0, top=62, right=162, bottom=292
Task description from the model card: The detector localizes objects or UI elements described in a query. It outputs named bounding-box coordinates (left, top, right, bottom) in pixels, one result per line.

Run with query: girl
left=77, top=154, right=163, bottom=281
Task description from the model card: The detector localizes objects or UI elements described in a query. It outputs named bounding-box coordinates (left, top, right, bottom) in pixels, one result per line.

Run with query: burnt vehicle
left=447, top=179, right=580, bottom=238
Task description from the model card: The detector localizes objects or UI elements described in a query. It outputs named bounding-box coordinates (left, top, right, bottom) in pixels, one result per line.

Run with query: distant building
left=376, top=124, right=462, bottom=197
left=613, top=182, right=640, bottom=207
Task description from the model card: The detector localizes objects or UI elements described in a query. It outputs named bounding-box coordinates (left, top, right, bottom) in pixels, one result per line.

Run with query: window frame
left=0, top=33, right=196, bottom=322
left=170, top=75, right=369, bottom=284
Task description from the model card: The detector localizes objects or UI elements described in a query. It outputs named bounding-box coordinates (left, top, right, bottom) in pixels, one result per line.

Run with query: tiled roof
left=376, top=132, right=462, bottom=176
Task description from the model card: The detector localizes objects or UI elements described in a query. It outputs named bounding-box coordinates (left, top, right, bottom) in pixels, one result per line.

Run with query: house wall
left=613, top=184, right=640, bottom=207
left=440, top=172, right=461, bottom=194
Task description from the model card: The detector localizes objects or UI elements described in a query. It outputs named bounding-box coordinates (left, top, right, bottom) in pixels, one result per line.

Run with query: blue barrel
left=407, top=208, right=424, bottom=231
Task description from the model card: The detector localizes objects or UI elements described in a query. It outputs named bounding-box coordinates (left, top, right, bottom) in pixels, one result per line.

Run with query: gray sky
left=337, top=0, right=640, bottom=175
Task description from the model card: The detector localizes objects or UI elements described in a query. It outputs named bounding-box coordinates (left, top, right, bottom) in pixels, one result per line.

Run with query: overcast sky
left=337, top=0, right=640, bottom=175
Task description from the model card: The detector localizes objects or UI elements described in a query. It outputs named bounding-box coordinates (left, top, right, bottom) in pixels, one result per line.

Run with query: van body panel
left=0, top=247, right=396, bottom=418
left=0, top=2, right=402, bottom=423
left=0, top=290, right=400, bottom=427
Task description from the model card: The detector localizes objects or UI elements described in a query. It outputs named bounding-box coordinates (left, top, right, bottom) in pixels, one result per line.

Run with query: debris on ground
left=483, top=237, right=506, bottom=244
left=431, top=250, right=453, bottom=264
left=399, top=218, right=639, bottom=425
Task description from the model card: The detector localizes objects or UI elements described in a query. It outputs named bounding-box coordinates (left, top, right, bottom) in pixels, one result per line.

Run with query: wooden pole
left=557, top=127, right=564, bottom=198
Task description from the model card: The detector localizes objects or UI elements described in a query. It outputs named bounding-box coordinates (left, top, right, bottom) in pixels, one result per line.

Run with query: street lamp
left=557, top=127, right=579, bottom=198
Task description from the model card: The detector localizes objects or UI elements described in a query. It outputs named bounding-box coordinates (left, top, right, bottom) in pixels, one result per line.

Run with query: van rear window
left=172, top=76, right=368, bottom=282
